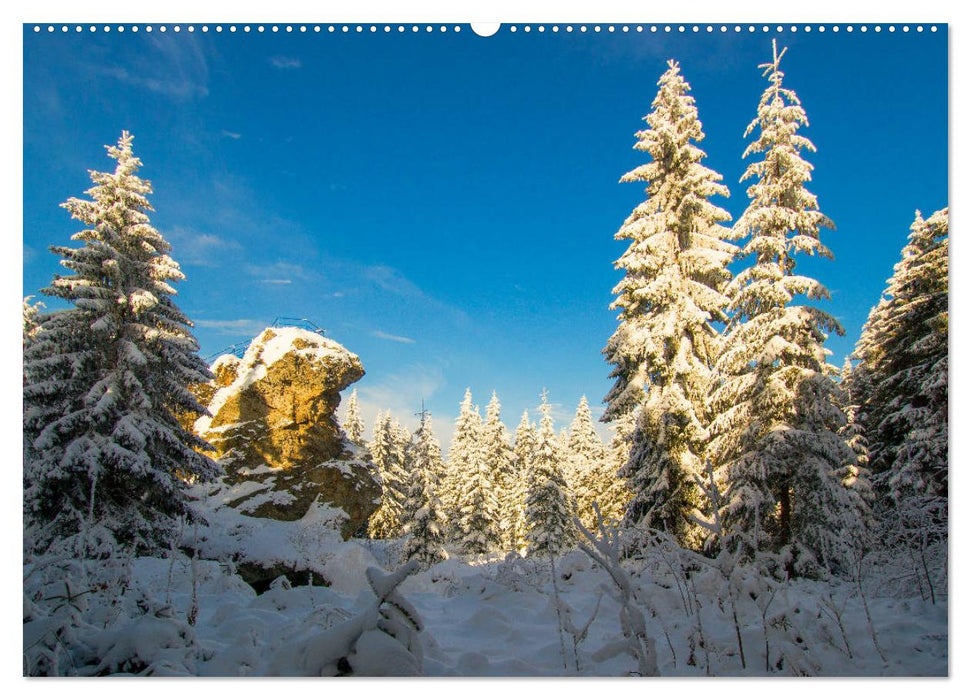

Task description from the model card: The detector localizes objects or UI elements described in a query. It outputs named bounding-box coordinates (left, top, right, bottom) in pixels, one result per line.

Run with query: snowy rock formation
left=191, top=327, right=381, bottom=539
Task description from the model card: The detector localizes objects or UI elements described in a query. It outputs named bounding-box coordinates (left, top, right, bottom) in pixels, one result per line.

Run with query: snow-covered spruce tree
left=440, top=389, right=477, bottom=530
left=482, top=392, right=517, bottom=547
left=449, top=390, right=502, bottom=554
left=401, top=411, right=448, bottom=568
left=849, top=208, right=948, bottom=505
left=566, top=397, right=608, bottom=531
left=709, top=43, right=862, bottom=576
left=525, top=393, right=578, bottom=556
left=595, top=418, right=635, bottom=527
left=601, top=60, right=736, bottom=546
left=835, top=365, right=876, bottom=552
left=22, top=132, right=216, bottom=554
left=510, top=409, right=538, bottom=552
left=367, top=411, right=410, bottom=539
left=342, top=388, right=365, bottom=445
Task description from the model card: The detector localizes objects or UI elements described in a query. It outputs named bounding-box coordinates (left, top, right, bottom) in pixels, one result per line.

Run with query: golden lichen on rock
left=190, top=327, right=382, bottom=539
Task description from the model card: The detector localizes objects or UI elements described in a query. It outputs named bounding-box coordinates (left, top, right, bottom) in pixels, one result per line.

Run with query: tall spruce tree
left=482, top=392, right=516, bottom=546
left=343, top=388, right=365, bottom=445
left=597, top=418, right=635, bottom=527
left=402, top=410, right=448, bottom=567
left=838, top=360, right=876, bottom=534
left=849, top=208, right=948, bottom=504
left=367, top=411, right=409, bottom=538
left=23, top=132, right=216, bottom=554
left=566, top=397, right=608, bottom=530
left=510, top=409, right=538, bottom=552
left=448, top=389, right=502, bottom=552
left=601, top=61, right=736, bottom=545
left=525, top=393, right=577, bottom=556
left=441, top=389, right=478, bottom=530
left=709, top=43, right=861, bottom=576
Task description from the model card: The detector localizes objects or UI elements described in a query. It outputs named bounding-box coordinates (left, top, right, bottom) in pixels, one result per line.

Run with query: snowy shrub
left=575, top=507, right=659, bottom=676
left=265, top=560, right=424, bottom=676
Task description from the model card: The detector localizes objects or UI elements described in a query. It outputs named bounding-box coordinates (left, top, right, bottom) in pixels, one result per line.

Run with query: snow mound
left=319, top=541, right=382, bottom=595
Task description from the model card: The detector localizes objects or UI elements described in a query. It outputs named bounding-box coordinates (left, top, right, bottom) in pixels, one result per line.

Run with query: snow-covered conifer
left=566, top=397, right=608, bottom=529
left=22, top=132, right=216, bottom=554
left=509, top=410, right=538, bottom=552
left=367, top=411, right=410, bottom=539
left=567, top=397, right=606, bottom=466
left=482, top=392, right=517, bottom=547
left=708, top=43, right=860, bottom=575
left=849, top=208, right=948, bottom=504
left=574, top=417, right=632, bottom=531
left=440, top=389, right=476, bottom=527
left=342, top=388, right=365, bottom=445
left=525, top=393, right=578, bottom=556
left=402, top=411, right=448, bottom=568
left=599, top=419, right=635, bottom=526
left=448, top=389, right=502, bottom=553
left=601, top=61, right=736, bottom=545
left=838, top=363, right=875, bottom=534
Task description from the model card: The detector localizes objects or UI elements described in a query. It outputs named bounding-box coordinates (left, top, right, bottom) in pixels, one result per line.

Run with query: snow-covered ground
left=25, top=532, right=945, bottom=677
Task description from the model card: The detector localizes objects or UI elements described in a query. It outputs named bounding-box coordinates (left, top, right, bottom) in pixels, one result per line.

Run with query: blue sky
left=23, top=24, right=948, bottom=444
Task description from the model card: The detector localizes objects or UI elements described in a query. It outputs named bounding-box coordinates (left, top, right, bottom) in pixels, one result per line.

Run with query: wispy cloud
left=244, top=261, right=312, bottom=283
left=350, top=364, right=451, bottom=446
left=362, top=264, right=470, bottom=327
left=269, top=55, right=302, bottom=70
left=166, top=226, right=240, bottom=267
left=371, top=330, right=416, bottom=344
left=221, top=130, right=242, bottom=140
left=364, top=265, right=425, bottom=297
left=194, top=318, right=267, bottom=336
left=94, top=34, right=209, bottom=100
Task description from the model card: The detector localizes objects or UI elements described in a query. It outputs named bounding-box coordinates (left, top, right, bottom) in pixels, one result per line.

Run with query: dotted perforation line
left=30, top=24, right=466, bottom=34
left=505, top=24, right=935, bottom=34
left=30, top=23, right=939, bottom=34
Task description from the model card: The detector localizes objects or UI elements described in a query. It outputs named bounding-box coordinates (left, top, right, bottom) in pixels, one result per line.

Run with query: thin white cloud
left=269, top=56, right=302, bottom=70
left=364, top=265, right=425, bottom=298
left=350, top=364, right=450, bottom=446
left=244, top=261, right=311, bottom=282
left=166, top=226, right=240, bottom=267
left=362, top=264, right=470, bottom=327
left=95, top=34, right=209, bottom=100
left=371, top=330, right=416, bottom=344
left=221, top=130, right=242, bottom=140
left=194, top=318, right=267, bottom=336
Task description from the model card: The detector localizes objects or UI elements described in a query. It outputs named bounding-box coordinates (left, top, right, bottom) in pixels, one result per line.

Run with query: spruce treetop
left=604, top=59, right=735, bottom=422
left=728, top=40, right=838, bottom=327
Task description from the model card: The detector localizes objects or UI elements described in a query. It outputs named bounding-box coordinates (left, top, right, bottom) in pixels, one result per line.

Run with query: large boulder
left=193, top=327, right=381, bottom=539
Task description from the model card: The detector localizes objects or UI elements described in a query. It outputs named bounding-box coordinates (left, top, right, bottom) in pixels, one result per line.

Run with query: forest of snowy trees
left=22, top=41, right=947, bottom=676
left=352, top=43, right=947, bottom=587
